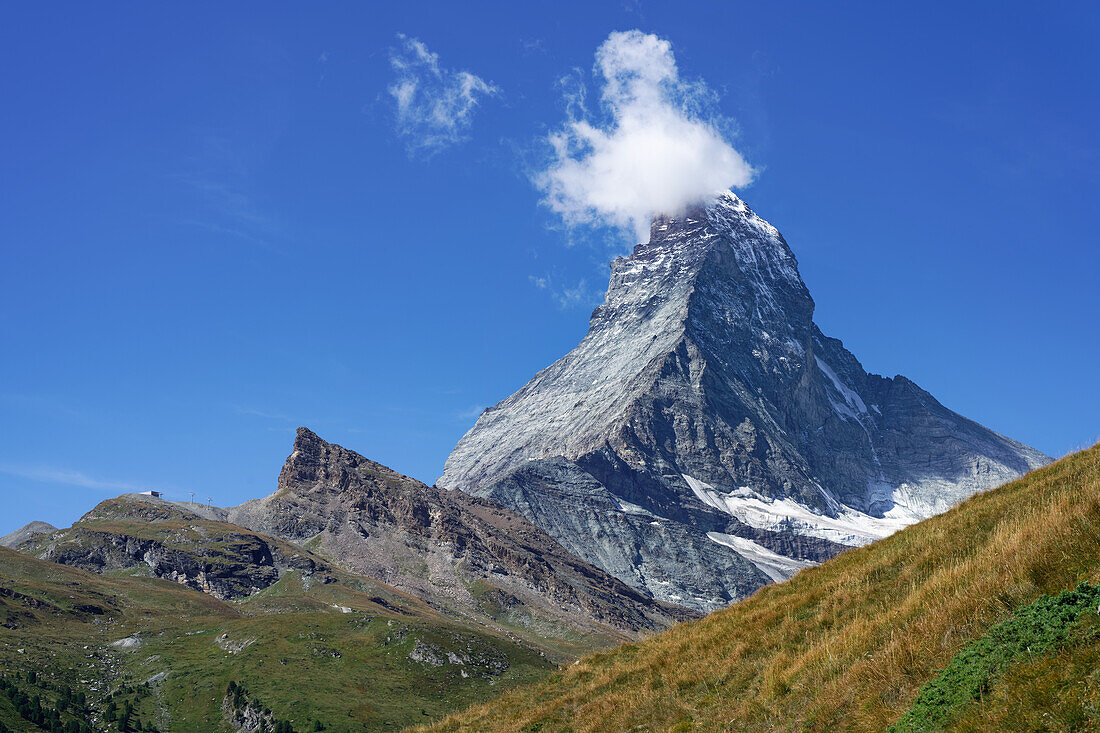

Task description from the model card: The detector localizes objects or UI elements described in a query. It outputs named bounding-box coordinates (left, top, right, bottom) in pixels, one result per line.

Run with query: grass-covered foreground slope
left=0, top=543, right=554, bottom=731
left=423, top=443, right=1100, bottom=732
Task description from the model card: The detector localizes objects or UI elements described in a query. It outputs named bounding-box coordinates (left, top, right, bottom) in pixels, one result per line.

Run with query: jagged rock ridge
left=439, top=191, right=1051, bottom=612
left=228, top=428, right=696, bottom=637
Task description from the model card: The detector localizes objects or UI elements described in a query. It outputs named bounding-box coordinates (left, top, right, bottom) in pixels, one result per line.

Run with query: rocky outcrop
left=228, top=428, right=697, bottom=636
left=406, top=635, right=509, bottom=678
left=439, top=192, right=1051, bottom=612
left=223, top=681, right=294, bottom=733
left=20, top=496, right=328, bottom=601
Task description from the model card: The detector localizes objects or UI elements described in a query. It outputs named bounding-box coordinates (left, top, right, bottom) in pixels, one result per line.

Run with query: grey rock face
left=479, top=457, right=771, bottom=609
left=228, top=428, right=697, bottom=637
left=439, top=192, right=1050, bottom=612
left=0, top=521, right=56, bottom=549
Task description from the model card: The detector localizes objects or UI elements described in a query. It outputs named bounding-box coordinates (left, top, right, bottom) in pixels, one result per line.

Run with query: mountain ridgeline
left=226, top=427, right=696, bottom=644
left=1, top=428, right=694, bottom=731
left=439, top=192, right=1050, bottom=612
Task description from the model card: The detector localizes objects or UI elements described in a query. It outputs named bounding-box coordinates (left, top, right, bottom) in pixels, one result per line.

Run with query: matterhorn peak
left=439, top=194, right=1049, bottom=612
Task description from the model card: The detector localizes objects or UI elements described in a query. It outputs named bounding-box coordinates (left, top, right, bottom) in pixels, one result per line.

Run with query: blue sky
left=2, top=2, right=1098, bottom=532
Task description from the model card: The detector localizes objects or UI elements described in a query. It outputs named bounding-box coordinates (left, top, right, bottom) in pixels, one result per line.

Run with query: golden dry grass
left=418, top=443, right=1100, bottom=732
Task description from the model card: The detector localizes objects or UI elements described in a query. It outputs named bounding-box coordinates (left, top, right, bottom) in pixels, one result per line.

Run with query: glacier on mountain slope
left=684, top=474, right=918, bottom=546
left=705, top=532, right=817, bottom=583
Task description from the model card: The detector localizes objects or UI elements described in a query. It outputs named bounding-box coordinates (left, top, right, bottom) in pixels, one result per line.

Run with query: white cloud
left=388, top=35, right=499, bottom=156
left=454, top=405, right=486, bottom=421
left=0, top=464, right=147, bottom=493
left=537, top=30, right=755, bottom=243
left=530, top=274, right=602, bottom=310
left=234, top=406, right=292, bottom=421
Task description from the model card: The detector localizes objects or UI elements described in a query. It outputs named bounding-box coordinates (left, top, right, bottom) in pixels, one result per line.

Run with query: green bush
left=891, top=582, right=1100, bottom=732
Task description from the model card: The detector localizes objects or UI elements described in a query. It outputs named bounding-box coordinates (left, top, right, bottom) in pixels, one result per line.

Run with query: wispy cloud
left=175, top=135, right=283, bottom=249
left=234, top=406, right=292, bottom=421
left=520, top=38, right=547, bottom=56
left=454, top=405, right=486, bottom=421
left=180, top=177, right=279, bottom=247
left=530, top=274, right=603, bottom=310
left=537, top=30, right=755, bottom=242
left=388, top=34, right=499, bottom=156
left=234, top=406, right=319, bottom=434
left=0, top=464, right=148, bottom=493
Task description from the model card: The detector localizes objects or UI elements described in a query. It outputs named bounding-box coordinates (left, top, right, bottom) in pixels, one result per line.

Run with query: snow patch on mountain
left=706, top=532, right=817, bottom=582
left=816, top=356, right=868, bottom=417
left=685, top=474, right=918, bottom=546
left=613, top=496, right=655, bottom=517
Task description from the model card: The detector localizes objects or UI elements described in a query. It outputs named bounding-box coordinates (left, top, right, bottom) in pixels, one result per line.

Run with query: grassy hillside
left=421, top=443, right=1100, bottom=732
left=0, top=543, right=555, bottom=731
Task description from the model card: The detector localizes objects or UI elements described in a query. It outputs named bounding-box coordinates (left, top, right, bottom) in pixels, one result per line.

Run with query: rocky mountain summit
left=439, top=191, right=1051, bottom=612
left=0, top=520, right=56, bottom=549
left=228, top=428, right=695, bottom=641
